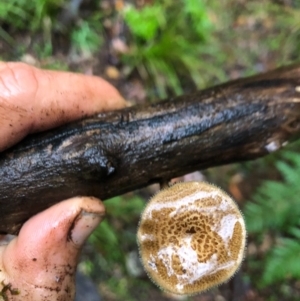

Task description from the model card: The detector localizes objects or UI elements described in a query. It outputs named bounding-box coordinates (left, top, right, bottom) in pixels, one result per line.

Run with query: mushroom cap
left=137, top=181, right=246, bottom=295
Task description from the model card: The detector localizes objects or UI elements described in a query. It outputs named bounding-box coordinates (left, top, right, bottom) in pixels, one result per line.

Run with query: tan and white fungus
left=137, top=181, right=246, bottom=295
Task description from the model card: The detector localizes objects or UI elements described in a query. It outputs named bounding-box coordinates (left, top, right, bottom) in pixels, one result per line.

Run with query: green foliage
left=82, top=195, right=146, bottom=299
left=244, top=151, right=300, bottom=286
left=86, top=195, right=145, bottom=273
left=0, top=0, right=104, bottom=58
left=71, top=20, right=103, bottom=57
left=122, top=0, right=221, bottom=98
left=0, top=0, right=63, bottom=57
left=183, top=0, right=213, bottom=40
left=101, top=195, right=145, bottom=222
left=262, top=227, right=300, bottom=286
left=78, top=195, right=146, bottom=299
left=0, top=0, right=63, bottom=31
left=39, top=59, right=69, bottom=70
left=245, top=151, right=300, bottom=234
left=123, top=4, right=165, bottom=41
left=89, top=219, right=122, bottom=263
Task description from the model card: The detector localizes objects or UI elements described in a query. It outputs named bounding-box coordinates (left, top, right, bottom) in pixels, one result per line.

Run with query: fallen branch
left=1, top=64, right=300, bottom=234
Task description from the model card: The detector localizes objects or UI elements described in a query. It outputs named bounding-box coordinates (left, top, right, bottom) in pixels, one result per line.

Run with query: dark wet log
left=1, top=64, right=300, bottom=234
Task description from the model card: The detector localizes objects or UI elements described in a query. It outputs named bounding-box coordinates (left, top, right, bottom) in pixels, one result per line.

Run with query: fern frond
left=262, top=235, right=300, bottom=286
left=244, top=151, right=300, bottom=286
left=244, top=152, right=300, bottom=234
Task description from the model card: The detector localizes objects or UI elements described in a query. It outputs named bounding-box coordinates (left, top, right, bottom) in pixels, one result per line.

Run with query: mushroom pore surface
left=137, top=181, right=246, bottom=295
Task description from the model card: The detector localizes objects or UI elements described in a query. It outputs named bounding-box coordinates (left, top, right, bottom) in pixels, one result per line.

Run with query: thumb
left=0, top=196, right=105, bottom=301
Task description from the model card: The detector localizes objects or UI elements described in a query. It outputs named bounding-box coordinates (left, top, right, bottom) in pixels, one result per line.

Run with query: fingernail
left=69, top=210, right=104, bottom=246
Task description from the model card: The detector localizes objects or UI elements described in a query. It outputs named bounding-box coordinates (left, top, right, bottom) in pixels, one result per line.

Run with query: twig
left=1, top=64, right=300, bottom=234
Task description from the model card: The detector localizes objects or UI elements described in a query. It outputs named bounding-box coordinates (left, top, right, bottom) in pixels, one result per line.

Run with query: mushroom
left=137, top=181, right=246, bottom=295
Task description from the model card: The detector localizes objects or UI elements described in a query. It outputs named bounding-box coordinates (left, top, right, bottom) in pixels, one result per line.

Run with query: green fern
left=244, top=151, right=300, bottom=286
left=262, top=227, right=300, bottom=286
left=245, top=151, right=300, bottom=234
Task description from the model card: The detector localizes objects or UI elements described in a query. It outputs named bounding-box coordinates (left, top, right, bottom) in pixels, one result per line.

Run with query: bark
left=1, top=64, right=300, bottom=234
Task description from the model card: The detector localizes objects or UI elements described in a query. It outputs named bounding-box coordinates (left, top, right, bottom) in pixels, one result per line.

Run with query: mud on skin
left=0, top=197, right=105, bottom=301
left=0, top=236, right=77, bottom=300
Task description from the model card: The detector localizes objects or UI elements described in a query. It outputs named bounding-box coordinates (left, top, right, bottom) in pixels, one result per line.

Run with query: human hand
left=0, top=62, right=126, bottom=300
